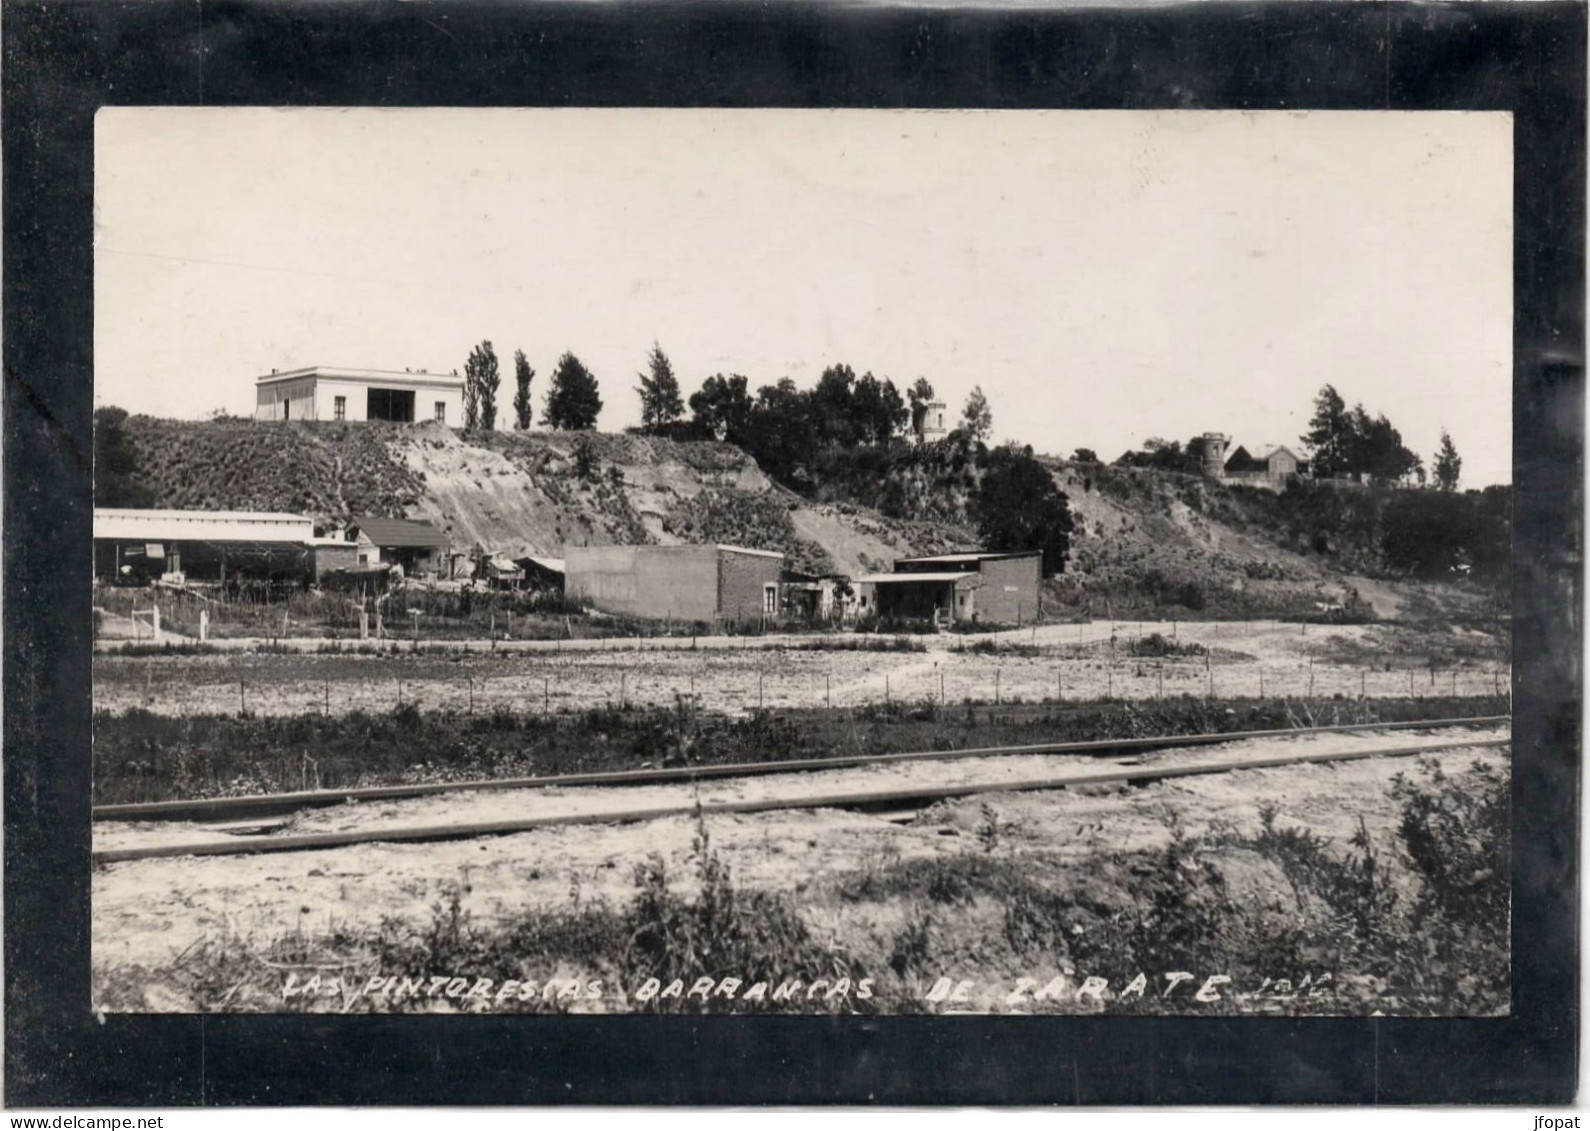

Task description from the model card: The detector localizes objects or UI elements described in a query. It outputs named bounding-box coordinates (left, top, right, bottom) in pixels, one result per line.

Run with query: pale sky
left=96, top=108, right=1513, bottom=485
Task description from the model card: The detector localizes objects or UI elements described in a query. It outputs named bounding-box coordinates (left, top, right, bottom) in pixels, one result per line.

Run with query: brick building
left=564, top=544, right=784, bottom=623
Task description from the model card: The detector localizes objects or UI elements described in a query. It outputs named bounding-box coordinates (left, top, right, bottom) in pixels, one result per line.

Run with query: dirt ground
left=92, top=725, right=1508, bottom=1013
left=92, top=619, right=1509, bottom=718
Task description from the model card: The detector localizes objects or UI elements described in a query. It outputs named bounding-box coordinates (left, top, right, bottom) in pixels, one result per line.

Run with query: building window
left=334, top=396, right=346, bottom=421
left=435, top=402, right=446, bottom=423
left=763, top=584, right=778, bottom=615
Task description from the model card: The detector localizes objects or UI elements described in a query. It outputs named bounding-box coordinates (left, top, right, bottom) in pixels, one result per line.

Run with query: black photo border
left=4, top=0, right=1583, bottom=1107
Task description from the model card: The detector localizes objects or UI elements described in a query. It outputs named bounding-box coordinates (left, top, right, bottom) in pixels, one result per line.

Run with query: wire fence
left=105, top=652, right=1513, bottom=720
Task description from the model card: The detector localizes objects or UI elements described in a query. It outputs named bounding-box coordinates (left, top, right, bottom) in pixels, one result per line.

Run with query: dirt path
left=93, top=726, right=1507, bottom=971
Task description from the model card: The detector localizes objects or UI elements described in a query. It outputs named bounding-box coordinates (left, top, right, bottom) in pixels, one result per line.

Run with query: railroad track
left=92, top=720, right=1509, bottom=864
left=94, top=714, right=1508, bottom=824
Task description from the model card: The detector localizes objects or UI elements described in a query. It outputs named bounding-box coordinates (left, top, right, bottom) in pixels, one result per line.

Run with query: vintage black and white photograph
left=89, top=107, right=1515, bottom=1018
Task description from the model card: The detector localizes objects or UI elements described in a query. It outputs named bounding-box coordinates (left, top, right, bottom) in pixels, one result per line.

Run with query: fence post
left=199, top=609, right=208, bottom=643
left=468, top=675, right=474, bottom=715
left=544, top=675, right=550, bottom=715
left=622, top=672, right=628, bottom=710
left=152, top=603, right=162, bottom=646
left=1260, top=668, right=1265, bottom=698
left=1308, top=658, right=1314, bottom=699
left=1158, top=666, right=1164, bottom=698
left=995, top=670, right=1000, bottom=705
left=239, top=678, right=246, bottom=715
left=1057, top=669, right=1062, bottom=702
left=826, top=673, right=831, bottom=709
left=324, top=681, right=329, bottom=717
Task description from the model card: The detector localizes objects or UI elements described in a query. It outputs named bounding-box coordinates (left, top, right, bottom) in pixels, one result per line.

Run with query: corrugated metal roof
left=715, top=544, right=783, bottom=559
left=95, top=507, right=312, bottom=523
left=94, top=508, right=315, bottom=543
left=856, top=572, right=978, bottom=584
left=350, top=515, right=451, bottom=549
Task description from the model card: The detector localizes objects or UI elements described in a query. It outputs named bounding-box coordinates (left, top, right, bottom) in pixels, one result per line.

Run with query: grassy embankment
left=93, top=693, right=1507, bottom=805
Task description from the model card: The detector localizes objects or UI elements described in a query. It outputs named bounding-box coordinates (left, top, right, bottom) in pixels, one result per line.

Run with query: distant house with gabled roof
left=1222, top=443, right=1309, bottom=488
left=347, top=515, right=451, bottom=578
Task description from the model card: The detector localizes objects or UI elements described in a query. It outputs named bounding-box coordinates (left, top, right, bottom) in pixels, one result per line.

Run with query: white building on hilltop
left=254, top=366, right=465, bottom=425
left=912, top=398, right=948, bottom=444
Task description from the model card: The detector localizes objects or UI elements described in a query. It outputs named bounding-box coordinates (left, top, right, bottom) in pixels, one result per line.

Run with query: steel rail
left=93, top=734, right=1508, bottom=863
left=93, top=714, right=1509, bottom=824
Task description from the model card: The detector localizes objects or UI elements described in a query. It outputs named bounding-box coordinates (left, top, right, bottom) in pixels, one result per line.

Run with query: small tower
left=1199, top=432, right=1230, bottom=477
left=914, top=399, right=948, bottom=445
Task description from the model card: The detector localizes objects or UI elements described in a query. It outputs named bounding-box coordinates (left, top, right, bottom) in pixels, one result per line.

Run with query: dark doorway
left=367, top=388, right=416, bottom=422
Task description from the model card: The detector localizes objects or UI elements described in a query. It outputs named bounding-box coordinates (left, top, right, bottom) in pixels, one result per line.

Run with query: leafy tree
left=976, top=444, right=1073, bottom=577
left=962, top=386, right=992, bottom=444
left=811, top=364, right=862, bottom=447
left=636, top=341, right=685, bottom=432
left=513, top=350, right=535, bottom=431
left=572, top=434, right=599, bottom=480
left=543, top=352, right=603, bottom=430
left=1072, top=448, right=1099, bottom=464
left=464, top=341, right=501, bottom=431
left=1433, top=430, right=1462, bottom=492
left=1115, top=438, right=1199, bottom=474
left=907, top=377, right=936, bottom=433
left=852, top=372, right=909, bottom=445
left=741, top=377, right=819, bottom=487
left=689, top=373, right=754, bottom=442
left=1347, top=405, right=1420, bottom=485
left=1302, top=384, right=1352, bottom=478
left=461, top=363, right=478, bottom=431
left=93, top=406, right=152, bottom=507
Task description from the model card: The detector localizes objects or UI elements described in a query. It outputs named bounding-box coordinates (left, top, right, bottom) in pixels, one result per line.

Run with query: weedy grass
left=92, top=694, right=1508, bottom=805
left=94, top=811, right=873, bottom=1014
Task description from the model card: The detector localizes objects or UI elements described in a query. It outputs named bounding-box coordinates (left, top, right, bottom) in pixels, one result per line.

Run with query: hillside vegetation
left=111, top=416, right=1506, bottom=624
left=114, top=417, right=975, bottom=577
left=801, top=442, right=1507, bottom=624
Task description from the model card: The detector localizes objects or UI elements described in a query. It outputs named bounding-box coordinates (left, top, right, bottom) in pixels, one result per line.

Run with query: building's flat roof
left=895, top=551, right=1040, bottom=565
left=856, top=572, right=978, bottom=584
left=256, top=366, right=465, bottom=389
left=566, top=543, right=783, bottom=560
left=715, top=544, right=784, bottom=559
